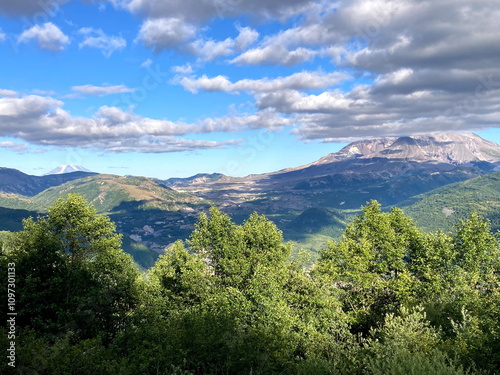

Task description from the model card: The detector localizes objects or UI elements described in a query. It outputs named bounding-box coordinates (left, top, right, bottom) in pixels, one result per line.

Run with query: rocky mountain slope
left=313, top=132, right=500, bottom=164
left=168, top=133, right=500, bottom=212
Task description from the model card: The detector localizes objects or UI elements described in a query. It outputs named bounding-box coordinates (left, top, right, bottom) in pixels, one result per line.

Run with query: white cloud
left=257, top=90, right=355, bottom=113
left=141, top=58, right=153, bottom=68
left=71, top=84, right=135, bottom=96
left=78, top=28, right=126, bottom=57
left=18, top=22, right=70, bottom=52
left=175, top=0, right=500, bottom=139
left=0, top=89, right=18, bottom=98
left=3, top=0, right=500, bottom=143
left=31, top=89, right=57, bottom=96
left=181, top=75, right=232, bottom=94
left=0, top=29, right=5, bottom=42
left=0, top=95, right=290, bottom=152
left=231, top=45, right=316, bottom=66
left=136, top=17, right=197, bottom=52
left=189, top=25, right=259, bottom=61
left=172, top=63, right=194, bottom=74
left=0, top=141, right=30, bottom=154
left=189, top=38, right=235, bottom=61
left=235, top=26, right=259, bottom=49
left=127, top=0, right=308, bottom=52
left=0, top=95, right=62, bottom=119
left=180, top=71, right=350, bottom=94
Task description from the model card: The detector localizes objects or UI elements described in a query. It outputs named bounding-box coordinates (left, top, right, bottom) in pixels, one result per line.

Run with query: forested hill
left=401, top=172, right=500, bottom=232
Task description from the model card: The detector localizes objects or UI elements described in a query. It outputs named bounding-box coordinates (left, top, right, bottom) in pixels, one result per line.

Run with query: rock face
left=314, top=133, right=500, bottom=165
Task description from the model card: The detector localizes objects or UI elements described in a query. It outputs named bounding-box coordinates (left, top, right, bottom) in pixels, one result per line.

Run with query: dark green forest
left=0, top=194, right=499, bottom=374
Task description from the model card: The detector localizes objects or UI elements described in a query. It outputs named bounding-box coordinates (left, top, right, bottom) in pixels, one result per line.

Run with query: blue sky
left=0, top=0, right=499, bottom=178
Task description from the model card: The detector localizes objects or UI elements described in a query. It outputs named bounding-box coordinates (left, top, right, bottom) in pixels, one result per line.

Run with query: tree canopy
left=1, top=196, right=498, bottom=374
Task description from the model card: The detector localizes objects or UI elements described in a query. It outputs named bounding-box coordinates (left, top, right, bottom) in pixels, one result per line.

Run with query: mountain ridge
left=1, top=132, right=500, bottom=265
left=164, top=132, right=500, bottom=212
left=311, top=132, right=500, bottom=166
left=0, top=167, right=97, bottom=196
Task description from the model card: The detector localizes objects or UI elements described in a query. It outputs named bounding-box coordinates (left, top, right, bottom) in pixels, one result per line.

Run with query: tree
left=1, top=194, right=140, bottom=341
left=141, top=207, right=356, bottom=374
left=188, top=207, right=291, bottom=288
left=316, top=201, right=423, bottom=334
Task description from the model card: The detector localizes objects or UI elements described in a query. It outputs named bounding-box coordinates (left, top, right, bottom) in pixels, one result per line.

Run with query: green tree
left=188, top=207, right=291, bottom=288
left=0, top=194, right=141, bottom=341
left=136, top=207, right=356, bottom=374
left=316, top=201, right=423, bottom=334
left=363, top=307, right=470, bottom=375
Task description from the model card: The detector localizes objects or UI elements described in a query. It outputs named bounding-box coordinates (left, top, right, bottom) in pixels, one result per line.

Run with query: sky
left=0, top=0, right=499, bottom=179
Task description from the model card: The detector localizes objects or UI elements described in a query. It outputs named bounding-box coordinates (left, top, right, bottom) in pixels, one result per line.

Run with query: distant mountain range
left=0, top=167, right=96, bottom=196
left=163, top=132, right=500, bottom=213
left=1, top=132, right=500, bottom=265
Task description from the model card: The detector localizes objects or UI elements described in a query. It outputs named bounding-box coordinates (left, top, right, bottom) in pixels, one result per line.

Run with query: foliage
left=316, top=201, right=424, bottom=334
left=1, top=196, right=498, bottom=374
left=0, top=194, right=141, bottom=342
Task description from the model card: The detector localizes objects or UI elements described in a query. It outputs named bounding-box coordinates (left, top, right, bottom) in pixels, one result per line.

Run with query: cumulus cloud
left=18, top=22, right=70, bottom=51
left=341, top=0, right=500, bottom=73
left=189, top=38, right=235, bottom=61
left=0, top=95, right=62, bottom=120
left=3, top=0, right=500, bottom=143
left=172, top=63, right=194, bottom=74
left=180, top=71, right=351, bottom=94
left=78, top=27, right=126, bottom=57
left=182, top=0, right=500, bottom=140
left=188, top=26, right=259, bottom=61
left=71, top=84, right=135, bottom=96
left=234, top=26, right=259, bottom=49
left=231, top=45, right=316, bottom=66
left=0, top=95, right=290, bottom=152
left=136, top=17, right=197, bottom=52
left=129, top=0, right=310, bottom=52
left=0, top=89, right=18, bottom=98
left=285, top=73, right=500, bottom=140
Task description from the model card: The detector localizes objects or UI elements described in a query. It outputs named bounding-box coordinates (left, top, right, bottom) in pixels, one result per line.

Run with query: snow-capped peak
left=44, top=164, right=93, bottom=175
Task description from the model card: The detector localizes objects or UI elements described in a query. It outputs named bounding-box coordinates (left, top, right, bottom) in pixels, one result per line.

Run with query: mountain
left=1, top=132, right=500, bottom=266
left=400, top=172, right=500, bottom=233
left=0, top=167, right=96, bottom=196
left=314, top=132, right=500, bottom=165
left=168, top=133, right=500, bottom=213
left=0, top=192, right=41, bottom=211
left=161, top=173, right=225, bottom=187
left=32, top=174, right=207, bottom=213
left=31, top=174, right=211, bottom=254
left=45, top=164, right=93, bottom=175
left=0, top=174, right=211, bottom=269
